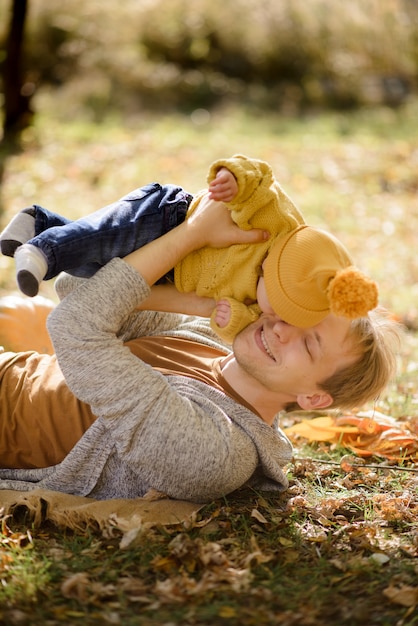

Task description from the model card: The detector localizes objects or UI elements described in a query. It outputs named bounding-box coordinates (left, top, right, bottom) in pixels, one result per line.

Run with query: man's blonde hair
left=285, top=307, right=403, bottom=412
left=319, top=307, right=403, bottom=410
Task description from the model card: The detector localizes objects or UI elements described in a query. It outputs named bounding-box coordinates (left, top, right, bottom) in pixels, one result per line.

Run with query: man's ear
left=296, top=392, right=333, bottom=411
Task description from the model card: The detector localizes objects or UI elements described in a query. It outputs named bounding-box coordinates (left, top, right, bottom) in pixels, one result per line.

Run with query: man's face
left=236, top=277, right=355, bottom=399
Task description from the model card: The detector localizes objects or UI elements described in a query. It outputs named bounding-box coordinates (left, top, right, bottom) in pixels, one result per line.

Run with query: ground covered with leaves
left=1, top=455, right=417, bottom=625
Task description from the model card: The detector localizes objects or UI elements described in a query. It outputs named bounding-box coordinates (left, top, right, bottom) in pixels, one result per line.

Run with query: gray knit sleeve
left=54, top=268, right=196, bottom=342
left=54, top=272, right=87, bottom=300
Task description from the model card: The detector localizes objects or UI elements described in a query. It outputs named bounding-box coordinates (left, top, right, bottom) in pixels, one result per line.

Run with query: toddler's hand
left=214, top=299, right=231, bottom=328
left=208, top=168, right=238, bottom=202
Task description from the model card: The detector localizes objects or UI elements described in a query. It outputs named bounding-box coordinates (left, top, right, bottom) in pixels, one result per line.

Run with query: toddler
left=0, top=154, right=378, bottom=343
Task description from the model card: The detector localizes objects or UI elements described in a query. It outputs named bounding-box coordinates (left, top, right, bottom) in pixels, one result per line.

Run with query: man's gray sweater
left=0, top=259, right=292, bottom=502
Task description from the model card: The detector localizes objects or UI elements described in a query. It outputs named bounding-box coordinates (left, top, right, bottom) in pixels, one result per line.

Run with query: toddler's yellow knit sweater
left=174, top=154, right=305, bottom=343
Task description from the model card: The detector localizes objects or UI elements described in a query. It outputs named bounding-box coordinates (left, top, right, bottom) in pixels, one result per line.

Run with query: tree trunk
left=2, top=0, right=32, bottom=143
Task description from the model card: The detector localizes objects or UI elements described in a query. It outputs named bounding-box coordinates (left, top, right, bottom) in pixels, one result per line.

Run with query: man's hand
left=208, top=168, right=238, bottom=202
left=188, top=194, right=270, bottom=249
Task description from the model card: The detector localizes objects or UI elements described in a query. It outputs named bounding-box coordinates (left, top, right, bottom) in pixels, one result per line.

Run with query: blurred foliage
left=1, top=101, right=417, bottom=313
left=1, top=0, right=418, bottom=120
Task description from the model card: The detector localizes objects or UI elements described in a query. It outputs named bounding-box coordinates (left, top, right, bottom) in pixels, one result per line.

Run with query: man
left=0, top=197, right=400, bottom=502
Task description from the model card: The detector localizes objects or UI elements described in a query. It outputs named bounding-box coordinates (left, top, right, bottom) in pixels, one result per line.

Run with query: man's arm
left=137, top=283, right=216, bottom=317
left=46, top=200, right=270, bottom=500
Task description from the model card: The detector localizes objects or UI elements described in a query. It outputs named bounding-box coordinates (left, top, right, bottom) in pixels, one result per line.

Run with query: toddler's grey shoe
left=14, top=243, right=48, bottom=297
left=0, top=207, right=36, bottom=257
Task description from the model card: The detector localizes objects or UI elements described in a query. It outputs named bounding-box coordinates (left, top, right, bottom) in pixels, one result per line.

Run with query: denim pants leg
left=29, top=183, right=193, bottom=280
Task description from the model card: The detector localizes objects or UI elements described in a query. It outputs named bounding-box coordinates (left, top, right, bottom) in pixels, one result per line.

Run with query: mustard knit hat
left=263, top=225, right=378, bottom=327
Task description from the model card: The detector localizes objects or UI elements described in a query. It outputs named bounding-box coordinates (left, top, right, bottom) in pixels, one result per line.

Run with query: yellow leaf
left=284, top=416, right=358, bottom=442
left=151, top=555, right=179, bottom=573
left=218, top=606, right=237, bottom=618
left=278, top=537, right=294, bottom=547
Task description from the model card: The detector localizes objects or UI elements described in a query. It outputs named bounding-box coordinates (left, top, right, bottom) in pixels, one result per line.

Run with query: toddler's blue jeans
left=30, top=183, right=193, bottom=282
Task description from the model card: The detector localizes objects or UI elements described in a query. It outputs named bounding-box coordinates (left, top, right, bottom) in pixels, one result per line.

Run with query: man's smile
left=261, top=329, right=275, bottom=360
left=256, top=325, right=276, bottom=361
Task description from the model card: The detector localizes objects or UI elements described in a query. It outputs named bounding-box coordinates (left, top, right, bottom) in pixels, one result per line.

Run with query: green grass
left=1, top=480, right=417, bottom=624
left=1, top=101, right=418, bottom=625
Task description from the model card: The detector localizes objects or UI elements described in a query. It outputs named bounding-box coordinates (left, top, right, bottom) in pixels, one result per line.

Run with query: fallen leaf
left=340, top=455, right=365, bottom=472
left=284, top=412, right=418, bottom=461
left=278, top=537, right=294, bottom=547
left=251, top=508, right=269, bottom=524
left=61, top=572, right=90, bottom=601
left=383, top=583, right=418, bottom=607
left=218, top=606, right=237, bottom=618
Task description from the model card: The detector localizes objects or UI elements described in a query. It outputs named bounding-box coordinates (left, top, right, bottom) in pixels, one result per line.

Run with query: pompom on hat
left=263, top=225, right=378, bottom=328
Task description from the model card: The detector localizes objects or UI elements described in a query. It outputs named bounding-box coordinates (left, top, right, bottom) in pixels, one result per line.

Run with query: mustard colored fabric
left=174, top=154, right=305, bottom=343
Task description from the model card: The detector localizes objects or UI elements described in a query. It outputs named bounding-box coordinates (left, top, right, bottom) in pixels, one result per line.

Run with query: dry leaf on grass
left=383, top=582, right=418, bottom=608
left=284, top=410, right=418, bottom=461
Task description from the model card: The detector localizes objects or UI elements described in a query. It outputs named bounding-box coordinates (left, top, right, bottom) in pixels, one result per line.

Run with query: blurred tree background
left=1, top=0, right=417, bottom=141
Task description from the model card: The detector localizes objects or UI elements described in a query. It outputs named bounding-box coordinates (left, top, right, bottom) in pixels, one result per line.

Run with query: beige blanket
left=0, top=489, right=203, bottom=534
